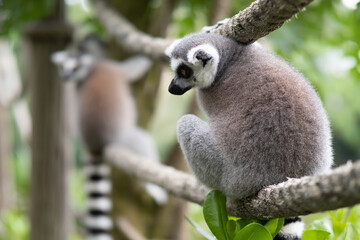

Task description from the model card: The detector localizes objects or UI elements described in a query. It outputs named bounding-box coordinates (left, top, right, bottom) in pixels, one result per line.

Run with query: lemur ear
left=51, top=51, right=67, bottom=64
left=194, top=50, right=212, bottom=67
left=187, top=44, right=219, bottom=67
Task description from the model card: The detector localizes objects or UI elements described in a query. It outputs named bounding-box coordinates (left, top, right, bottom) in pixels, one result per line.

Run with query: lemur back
left=166, top=32, right=333, bottom=240
left=78, top=61, right=136, bottom=155
left=197, top=44, right=332, bottom=196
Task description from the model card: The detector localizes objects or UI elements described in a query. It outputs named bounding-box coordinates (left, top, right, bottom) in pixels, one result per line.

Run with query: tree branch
left=91, top=0, right=314, bottom=61
left=211, top=0, right=313, bottom=43
left=105, top=145, right=209, bottom=204
left=105, top=145, right=360, bottom=220
left=91, top=0, right=172, bottom=63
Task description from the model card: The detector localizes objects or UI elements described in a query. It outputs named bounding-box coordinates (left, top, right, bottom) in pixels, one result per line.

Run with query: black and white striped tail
left=274, top=217, right=304, bottom=240
left=84, top=161, right=113, bottom=240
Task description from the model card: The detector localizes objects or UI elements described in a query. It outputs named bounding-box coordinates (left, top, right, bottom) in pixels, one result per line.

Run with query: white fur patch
left=87, top=197, right=112, bottom=211
left=84, top=216, right=113, bottom=230
left=64, top=58, right=78, bottom=72
left=253, top=41, right=263, bottom=49
left=170, top=58, right=182, bottom=71
left=145, top=183, right=168, bottom=205
left=278, top=221, right=304, bottom=238
left=84, top=164, right=110, bottom=177
left=85, top=180, right=112, bottom=194
left=165, top=39, right=181, bottom=57
left=187, top=44, right=219, bottom=89
left=51, top=51, right=67, bottom=64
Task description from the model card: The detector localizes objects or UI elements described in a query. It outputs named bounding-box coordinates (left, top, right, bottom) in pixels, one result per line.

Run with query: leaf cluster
left=303, top=206, right=360, bottom=240
left=188, top=190, right=284, bottom=240
left=0, top=0, right=55, bottom=35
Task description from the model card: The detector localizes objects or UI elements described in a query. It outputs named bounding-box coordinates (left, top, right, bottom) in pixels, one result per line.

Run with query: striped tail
left=274, top=217, right=304, bottom=240
left=84, top=161, right=113, bottom=240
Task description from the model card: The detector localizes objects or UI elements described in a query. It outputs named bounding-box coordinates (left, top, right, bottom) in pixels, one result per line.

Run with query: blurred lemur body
left=52, top=49, right=167, bottom=240
left=166, top=33, right=333, bottom=240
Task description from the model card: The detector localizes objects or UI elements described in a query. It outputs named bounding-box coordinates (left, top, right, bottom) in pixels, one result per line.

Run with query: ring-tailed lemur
left=52, top=48, right=168, bottom=240
left=166, top=33, right=333, bottom=240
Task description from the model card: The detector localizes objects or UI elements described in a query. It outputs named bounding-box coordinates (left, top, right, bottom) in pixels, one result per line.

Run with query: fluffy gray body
left=166, top=33, right=333, bottom=200
left=77, top=60, right=137, bottom=155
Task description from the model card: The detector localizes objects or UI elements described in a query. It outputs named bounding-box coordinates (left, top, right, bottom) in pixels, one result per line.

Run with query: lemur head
left=51, top=50, right=94, bottom=83
left=165, top=33, right=240, bottom=95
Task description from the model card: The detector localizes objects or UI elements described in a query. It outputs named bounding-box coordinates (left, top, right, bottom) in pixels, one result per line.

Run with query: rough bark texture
left=105, top=146, right=360, bottom=220
left=211, top=0, right=313, bottom=43
left=91, top=0, right=314, bottom=62
left=25, top=2, right=72, bottom=239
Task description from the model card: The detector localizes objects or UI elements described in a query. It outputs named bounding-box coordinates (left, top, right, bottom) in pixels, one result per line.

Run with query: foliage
left=0, top=0, right=55, bottom=35
left=190, top=191, right=360, bottom=240
left=188, top=190, right=284, bottom=240
left=303, top=206, right=360, bottom=240
left=0, top=210, right=29, bottom=240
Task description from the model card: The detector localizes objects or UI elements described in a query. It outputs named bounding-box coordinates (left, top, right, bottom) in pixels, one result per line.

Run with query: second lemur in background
left=52, top=36, right=167, bottom=240
left=166, top=33, right=333, bottom=240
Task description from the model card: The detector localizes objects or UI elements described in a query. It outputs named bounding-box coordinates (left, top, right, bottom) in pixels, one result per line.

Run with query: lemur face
left=166, top=40, right=220, bottom=95
left=51, top=51, right=94, bottom=83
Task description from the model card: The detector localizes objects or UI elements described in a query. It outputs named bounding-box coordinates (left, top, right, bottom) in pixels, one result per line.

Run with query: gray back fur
left=168, top=33, right=333, bottom=200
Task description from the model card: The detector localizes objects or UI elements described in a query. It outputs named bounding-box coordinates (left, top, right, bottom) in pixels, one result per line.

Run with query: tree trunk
left=0, top=106, right=15, bottom=212
left=24, top=1, right=72, bottom=239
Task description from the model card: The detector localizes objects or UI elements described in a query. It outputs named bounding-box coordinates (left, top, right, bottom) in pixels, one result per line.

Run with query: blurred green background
left=0, top=0, right=359, bottom=239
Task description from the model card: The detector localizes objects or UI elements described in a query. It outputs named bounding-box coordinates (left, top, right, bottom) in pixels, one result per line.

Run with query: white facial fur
left=51, top=50, right=94, bottom=83
left=186, top=44, right=219, bottom=89
left=167, top=43, right=220, bottom=90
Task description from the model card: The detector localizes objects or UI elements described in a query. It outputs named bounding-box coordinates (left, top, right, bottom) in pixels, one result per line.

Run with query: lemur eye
left=181, top=69, right=186, bottom=76
left=177, top=64, right=193, bottom=78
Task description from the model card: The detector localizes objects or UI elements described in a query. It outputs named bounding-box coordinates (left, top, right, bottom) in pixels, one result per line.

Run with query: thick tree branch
left=91, top=0, right=314, bottom=61
left=211, top=0, right=313, bottom=43
left=105, top=145, right=209, bottom=204
left=105, top=145, right=360, bottom=220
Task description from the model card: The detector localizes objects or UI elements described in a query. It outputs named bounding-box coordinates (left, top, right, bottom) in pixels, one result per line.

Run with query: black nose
left=168, top=82, right=186, bottom=95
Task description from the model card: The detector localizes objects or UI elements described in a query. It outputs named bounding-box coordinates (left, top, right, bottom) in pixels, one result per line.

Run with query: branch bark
left=105, top=145, right=209, bottom=204
left=211, top=0, right=313, bottom=43
left=91, top=0, right=314, bottom=61
left=105, top=145, right=360, bottom=220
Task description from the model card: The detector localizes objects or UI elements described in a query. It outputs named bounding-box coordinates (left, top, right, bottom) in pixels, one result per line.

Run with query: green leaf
left=264, top=218, right=278, bottom=236
left=340, top=223, right=360, bottom=240
left=265, top=218, right=284, bottom=237
left=203, top=190, right=229, bottom=240
left=274, top=218, right=285, bottom=237
left=236, top=219, right=254, bottom=230
left=227, top=220, right=237, bottom=239
left=302, top=229, right=331, bottom=240
left=234, top=223, right=273, bottom=240
left=307, top=219, right=333, bottom=235
left=185, top=216, right=215, bottom=240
